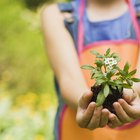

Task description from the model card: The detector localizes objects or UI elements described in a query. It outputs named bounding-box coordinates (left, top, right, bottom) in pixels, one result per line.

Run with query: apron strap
left=77, top=0, right=85, bottom=54
left=126, top=0, right=140, bottom=43
left=78, top=0, right=140, bottom=54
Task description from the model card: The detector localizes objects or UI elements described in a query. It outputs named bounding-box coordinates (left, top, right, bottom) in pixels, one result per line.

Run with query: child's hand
left=76, top=90, right=109, bottom=130
left=108, top=88, right=140, bottom=128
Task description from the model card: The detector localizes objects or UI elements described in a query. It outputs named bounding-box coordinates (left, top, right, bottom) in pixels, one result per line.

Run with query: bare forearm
left=59, top=76, right=88, bottom=110
left=41, top=5, right=89, bottom=110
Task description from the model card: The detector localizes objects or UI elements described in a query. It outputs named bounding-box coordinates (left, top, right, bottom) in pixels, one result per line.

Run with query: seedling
left=81, top=48, right=140, bottom=114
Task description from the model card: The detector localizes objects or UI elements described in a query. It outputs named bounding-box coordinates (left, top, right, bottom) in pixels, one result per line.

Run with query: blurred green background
left=0, top=0, right=66, bottom=139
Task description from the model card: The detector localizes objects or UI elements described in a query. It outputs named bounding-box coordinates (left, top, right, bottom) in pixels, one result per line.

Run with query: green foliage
left=20, top=0, right=69, bottom=11
left=103, top=84, right=110, bottom=98
left=0, top=0, right=57, bottom=139
left=0, top=92, right=56, bottom=140
left=96, top=90, right=105, bottom=107
left=81, top=65, right=95, bottom=70
left=81, top=48, right=140, bottom=106
left=0, top=0, right=56, bottom=95
left=21, top=0, right=47, bottom=10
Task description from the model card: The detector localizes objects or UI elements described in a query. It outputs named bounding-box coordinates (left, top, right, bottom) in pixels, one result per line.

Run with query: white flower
left=104, top=58, right=110, bottom=65
left=108, top=58, right=114, bottom=61
left=112, top=60, right=117, bottom=65
left=104, top=58, right=114, bottom=65
left=104, top=57, right=117, bottom=66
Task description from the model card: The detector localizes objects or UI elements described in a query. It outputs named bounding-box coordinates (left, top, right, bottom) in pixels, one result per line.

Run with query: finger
left=79, top=90, right=93, bottom=109
left=99, top=109, right=109, bottom=128
left=118, top=99, right=140, bottom=119
left=113, top=102, right=133, bottom=123
left=87, top=106, right=102, bottom=130
left=123, top=89, right=136, bottom=103
left=108, top=113, right=122, bottom=128
left=76, top=102, right=96, bottom=128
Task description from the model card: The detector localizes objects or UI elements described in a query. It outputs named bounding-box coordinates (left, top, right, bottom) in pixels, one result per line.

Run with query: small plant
left=81, top=48, right=140, bottom=114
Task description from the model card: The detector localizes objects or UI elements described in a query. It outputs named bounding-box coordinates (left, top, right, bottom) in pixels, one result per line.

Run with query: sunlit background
left=0, top=0, right=66, bottom=139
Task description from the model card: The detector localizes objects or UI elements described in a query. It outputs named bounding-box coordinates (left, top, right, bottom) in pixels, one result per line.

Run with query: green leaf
left=95, top=60, right=104, bottom=68
left=116, top=66, right=126, bottom=76
left=90, top=69, right=96, bottom=77
left=126, top=79, right=133, bottom=86
left=96, top=54, right=104, bottom=58
left=103, top=84, right=110, bottom=98
left=123, top=62, right=130, bottom=73
left=111, top=53, right=119, bottom=58
left=93, top=71, right=104, bottom=79
left=90, top=50, right=99, bottom=56
left=96, top=79, right=106, bottom=85
left=111, top=86, right=117, bottom=90
left=96, top=91, right=106, bottom=107
left=131, top=78, right=140, bottom=82
left=114, top=79, right=123, bottom=85
left=122, top=84, right=132, bottom=89
left=128, top=69, right=137, bottom=77
left=108, top=80, right=116, bottom=86
left=118, top=86, right=123, bottom=93
left=107, top=69, right=117, bottom=79
left=81, top=65, right=94, bottom=70
left=106, top=48, right=111, bottom=56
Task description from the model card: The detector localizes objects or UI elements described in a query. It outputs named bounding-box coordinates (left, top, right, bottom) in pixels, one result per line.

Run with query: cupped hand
left=108, top=87, right=140, bottom=128
left=76, top=90, right=109, bottom=130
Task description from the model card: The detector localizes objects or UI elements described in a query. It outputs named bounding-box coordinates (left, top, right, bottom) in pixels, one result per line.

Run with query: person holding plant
left=41, top=0, right=140, bottom=140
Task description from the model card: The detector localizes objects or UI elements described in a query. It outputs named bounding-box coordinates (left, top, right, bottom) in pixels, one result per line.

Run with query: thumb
left=79, top=90, right=93, bottom=109
left=123, top=88, right=136, bottom=103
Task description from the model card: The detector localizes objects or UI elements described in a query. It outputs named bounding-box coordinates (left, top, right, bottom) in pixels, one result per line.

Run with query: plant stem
left=104, top=64, right=107, bottom=73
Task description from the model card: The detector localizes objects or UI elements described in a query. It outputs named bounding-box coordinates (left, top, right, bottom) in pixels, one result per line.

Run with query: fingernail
left=113, top=102, right=118, bottom=106
left=90, top=102, right=96, bottom=106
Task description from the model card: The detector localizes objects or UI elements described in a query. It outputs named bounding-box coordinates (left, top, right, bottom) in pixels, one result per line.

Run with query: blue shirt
left=83, top=11, right=132, bottom=44
left=71, top=0, right=138, bottom=46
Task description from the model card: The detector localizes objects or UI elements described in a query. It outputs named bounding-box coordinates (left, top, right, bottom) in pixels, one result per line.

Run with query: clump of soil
left=91, top=85, right=123, bottom=114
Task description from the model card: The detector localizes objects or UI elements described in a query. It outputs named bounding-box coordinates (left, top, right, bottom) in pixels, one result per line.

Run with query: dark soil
left=91, top=85, right=123, bottom=114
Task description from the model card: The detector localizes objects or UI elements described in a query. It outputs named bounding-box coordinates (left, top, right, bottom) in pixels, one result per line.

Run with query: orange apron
left=58, top=0, right=140, bottom=140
